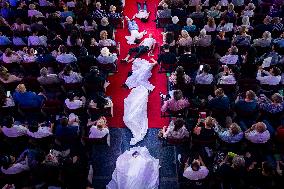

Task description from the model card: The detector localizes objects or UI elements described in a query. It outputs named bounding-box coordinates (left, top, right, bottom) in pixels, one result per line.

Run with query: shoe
left=177, top=154, right=182, bottom=163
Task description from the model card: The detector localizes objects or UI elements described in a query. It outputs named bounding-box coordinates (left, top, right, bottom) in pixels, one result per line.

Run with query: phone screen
left=6, top=91, right=11, bottom=97
left=199, top=65, right=204, bottom=71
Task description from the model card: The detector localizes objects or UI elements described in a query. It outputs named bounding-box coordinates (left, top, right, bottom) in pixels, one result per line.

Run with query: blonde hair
left=262, top=31, right=271, bottom=39
left=228, top=3, right=234, bottom=11
left=207, top=17, right=215, bottom=28
left=16, top=84, right=26, bottom=93
left=229, top=123, right=241, bottom=136
left=100, top=30, right=108, bottom=40
left=215, top=88, right=224, bottom=97
left=101, top=17, right=109, bottom=26
left=181, top=30, right=189, bottom=38
left=205, top=116, right=215, bottom=128
left=110, top=5, right=116, bottom=12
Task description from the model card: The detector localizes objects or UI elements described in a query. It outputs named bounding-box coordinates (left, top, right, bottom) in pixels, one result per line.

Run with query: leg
left=137, top=2, right=141, bottom=11
left=143, top=1, right=147, bottom=11
left=122, top=47, right=139, bottom=62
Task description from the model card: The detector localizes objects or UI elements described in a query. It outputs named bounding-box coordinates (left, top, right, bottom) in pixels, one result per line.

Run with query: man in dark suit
left=157, top=44, right=177, bottom=65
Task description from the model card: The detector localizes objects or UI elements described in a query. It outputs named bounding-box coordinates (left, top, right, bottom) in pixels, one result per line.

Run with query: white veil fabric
left=125, top=58, right=155, bottom=91
left=106, top=146, right=160, bottom=189
left=123, top=85, right=149, bottom=145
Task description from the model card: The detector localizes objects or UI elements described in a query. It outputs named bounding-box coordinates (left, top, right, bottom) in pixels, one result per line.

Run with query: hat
left=172, top=16, right=179, bottom=24
left=101, top=47, right=111, bottom=56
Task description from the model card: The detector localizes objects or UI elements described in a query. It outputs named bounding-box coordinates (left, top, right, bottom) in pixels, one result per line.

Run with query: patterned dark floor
left=91, top=128, right=179, bottom=189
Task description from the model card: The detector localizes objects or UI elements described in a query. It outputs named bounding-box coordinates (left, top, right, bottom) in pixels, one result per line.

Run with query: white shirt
left=245, top=130, right=270, bottom=143
left=183, top=166, right=209, bottom=180
left=195, top=73, right=213, bottom=84
left=65, top=99, right=83, bottom=109
left=2, top=53, right=22, bottom=63
left=141, top=38, right=156, bottom=48
left=28, top=35, right=47, bottom=46
left=2, top=125, right=28, bottom=137
left=256, top=70, right=281, bottom=85
left=23, top=54, right=37, bottom=63
left=89, top=126, right=109, bottom=138
left=1, top=161, right=29, bottom=175
left=28, top=10, right=43, bottom=17
left=219, top=75, right=236, bottom=84
left=56, top=53, right=77, bottom=64
left=164, top=120, right=189, bottom=139
left=27, top=126, right=53, bottom=138
left=60, top=71, right=82, bottom=83
left=220, top=55, right=239, bottom=65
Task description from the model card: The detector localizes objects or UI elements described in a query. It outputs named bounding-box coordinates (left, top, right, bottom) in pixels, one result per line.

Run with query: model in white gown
left=125, top=58, right=155, bottom=91
left=123, top=85, right=149, bottom=145
left=107, top=146, right=160, bottom=189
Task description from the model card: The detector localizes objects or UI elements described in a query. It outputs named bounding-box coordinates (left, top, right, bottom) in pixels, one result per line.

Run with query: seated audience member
left=63, top=16, right=77, bottom=35
left=87, top=116, right=109, bottom=140
left=203, top=17, right=216, bottom=32
left=23, top=48, right=37, bottom=63
left=165, top=16, right=181, bottom=33
left=125, top=16, right=147, bottom=45
left=97, top=17, right=114, bottom=39
left=193, top=116, right=216, bottom=144
left=219, top=46, right=240, bottom=65
left=162, top=118, right=189, bottom=139
left=245, top=122, right=270, bottom=143
left=97, top=47, right=118, bottom=65
left=93, top=2, right=107, bottom=19
left=241, top=3, right=255, bottom=17
left=183, top=156, right=209, bottom=181
left=37, top=67, right=61, bottom=85
left=213, top=31, right=231, bottom=56
left=98, top=30, right=116, bottom=46
left=195, top=64, right=213, bottom=84
left=27, top=121, right=53, bottom=139
left=55, top=117, right=79, bottom=138
left=169, top=66, right=191, bottom=86
left=83, top=66, right=106, bottom=92
left=157, top=3, right=171, bottom=18
left=183, top=18, right=197, bottom=32
left=235, top=90, right=258, bottom=113
left=89, top=93, right=113, bottom=116
left=157, top=45, right=177, bottom=65
left=216, top=18, right=234, bottom=32
left=161, top=90, right=190, bottom=112
left=108, top=5, right=122, bottom=19
left=0, top=154, right=30, bottom=175
left=239, top=46, right=258, bottom=78
left=207, top=5, right=222, bottom=18
left=11, top=18, right=29, bottom=34
left=28, top=4, right=43, bottom=17
left=177, top=30, right=192, bottom=47
left=232, top=26, right=251, bottom=46
left=222, top=3, right=237, bottom=23
left=0, top=116, right=28, bottom=138
left=258, top=93, right=283, bottom=114
left=59, top=65, right=82, bottom=84
left=254, top=16, right=273, bottom=36
left=36, top=47, right=55, bottom=63
left=217, top=65, right=237, bottom=84
left=121, top=34, right=156, bottom=63
left=12, top=31, right=27, bottom=46
left=56, top=45, right=77, bottom=64
left=256, top=66, right=281, bottom=85
left=193, top=29, right=211, bottom=47
left=82, top=16, right=97, bottom=32
left=208, top=88, right=230, bottom=111
left=238, top=16, right=253, bottom=31
left=190, top=5, right=205, bottom=19
left=13, top=84, right=45, bottom=108
left=253, top=31, right=272, bottom=47
left=67, top=30, right=83, bottom=47
left=65, top=92, right=85, bottom=110
left=214, top=122, right=244, bottom=143
left=2, top=48, right=22, bottom=63
left=0, top=66, right=22, bottom=84
left=0, top=87, right=14, bottom=107
left=178, top=46, right=198, bottom=64
left=272, top=17, right=283, bottom=32
left=162, top=32, right=175, bottom=46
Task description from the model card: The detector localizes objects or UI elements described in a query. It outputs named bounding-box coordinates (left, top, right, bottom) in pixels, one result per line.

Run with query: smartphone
left=199, top=65, right=204, bottom=71
left=6, top=91, right=11, bottom=97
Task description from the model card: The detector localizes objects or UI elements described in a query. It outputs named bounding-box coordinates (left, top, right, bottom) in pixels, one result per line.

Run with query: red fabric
left=106, top=0, right=169, bottom=128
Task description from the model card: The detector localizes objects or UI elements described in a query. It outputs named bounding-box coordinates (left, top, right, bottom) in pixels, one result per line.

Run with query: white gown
left=125, top=30, right=145, bottom=45
left=125, top=58, right=155, bottom=91
left=106, top=146, right=160, bottom=189
left=123, top=85, right=149, bottom=145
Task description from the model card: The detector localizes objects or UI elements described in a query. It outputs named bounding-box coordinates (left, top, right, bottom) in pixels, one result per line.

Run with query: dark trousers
left=128, top=45, right=149, bottom=58
left=137, top=1, right=147, bottom=11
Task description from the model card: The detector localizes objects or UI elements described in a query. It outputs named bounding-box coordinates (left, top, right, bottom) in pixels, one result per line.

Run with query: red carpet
left=106, top=0, right=169, bottom=128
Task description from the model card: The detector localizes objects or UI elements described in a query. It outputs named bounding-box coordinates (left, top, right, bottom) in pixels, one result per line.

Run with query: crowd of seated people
left=0, top=0, right=122, bottom=188
left=157, top=0, right=284, bottom=188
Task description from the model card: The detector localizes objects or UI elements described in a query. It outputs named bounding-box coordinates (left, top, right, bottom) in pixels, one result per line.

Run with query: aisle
left=106, top=0, right=169, bottom=128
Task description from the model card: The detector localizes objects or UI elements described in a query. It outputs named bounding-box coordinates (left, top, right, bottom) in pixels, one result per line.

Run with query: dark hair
left=16, top=18, right=23, bottom=25
left=175, top=66, right=186, bottom=86
left=59, top=45, right=67, bottom=53
left=28, top=121, right=39, bottom=133
left=67, top=91, right=76, bottom=101
left=272, top=66, right=281, bottom=76
left=173, top=90, right=183, bottom=101
left=3, top=116, right=14, bottom=128
left=69, top=30, right=79, bottom=46
left=165, top=32, right=174, bottom=45
left=96, top=94, right=108, bottom=109
left=37, top=47, right=45, bottom=54
left=0, top=155, right=12, bottom=169
left=163, top=44, right=170, bottom=50
left=191, top=161, right=200, bottom=171
left=173, top=118, right=185, bottom=131
left=63, top=65, right=73, bottom=76
left=203, top=64, right=211, bottom=73
left=245, top=46, right=257, bottom=64
left=60, top=117, right=69, bottom=127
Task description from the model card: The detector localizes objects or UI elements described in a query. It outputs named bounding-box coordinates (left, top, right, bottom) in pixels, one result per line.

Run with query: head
left=229, top=123, right=241, bottom=136
left=186, top=18, right=193, bottom=26
left=3, top=116, right=14, bottom=128
left=232, top=155, right=245, bottom=169
left=248, top=3, right=255, bottom=10
left=110, top=5, right=116, bottom=12
left=196, top=5, right=202, bottom=12
left=59, top=45, right=67, bottom=54
left=215, top=88, right=224, bottom=97
left=173, top=90, right=183, bottom=101
left=96, top=2, right=101, bottom=9
left=67, top=91, right=76, bottom=101
left=272, top=17, right=281, bottom=24
left=162, top=3, right=168, bottom=10
left=205, top=116, right=215, bottom=128
left=245, top=90, right=256, bottom=100
left=207, top=17, right=215, bottom=27
left=255, top=122, right=267, bottom=133
left=96, top=117, right=107, bottom=128
left=269, top=66, right=281, bottom=76
left=242, top=16, right=250, bottom=26
left=202, top=64, right=211, bottom=74
left=0, top=66, right=9, bottom=80
left=163, top=44, right=170, bottom=52
left=100, top=47, right=111, bottom=56
left=29, top=3, right=36, bottom=10
left=148, top=33, right=153, bottom=38
left=101, top=17, right=109, bottom=26
left=15, top=18, right=23, bottom=25
left=40, top=67, right=48, bottom=77
left=66, top=16, right=73, bottom=24
left=181, top=30, right=189, bottom=38
left=60, top=117, right=69, bottom=127
left=172, top=16, right=179, bottom=24
left=191, top=160, right=201, bottom=171
left=263, top=16, right=271, bottom=25
left=228, top=3, right=234, bottom=11
left=219, top=30, right=226, bottom=38
left=16, top=84, right=26, bottom=93
left=239, top=26, right=248, bottom=34
left=4, top=48, right=13, bottom=57
left=271, top=93, right=283, bottom=104
left=28, top=121, right=39, bottom=133
left=100, top=30, right=108, bottom=40
left=200, top=29, right=207, bottom=37
left=176, top=66, right=184, bottom=76
left=229, top=46, right=238, bottom=55
left=63, top=65, right=73, bottom=75
left=262, top=31, right=271, bottom=39
left=262, top=161, right=274, bottom=176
